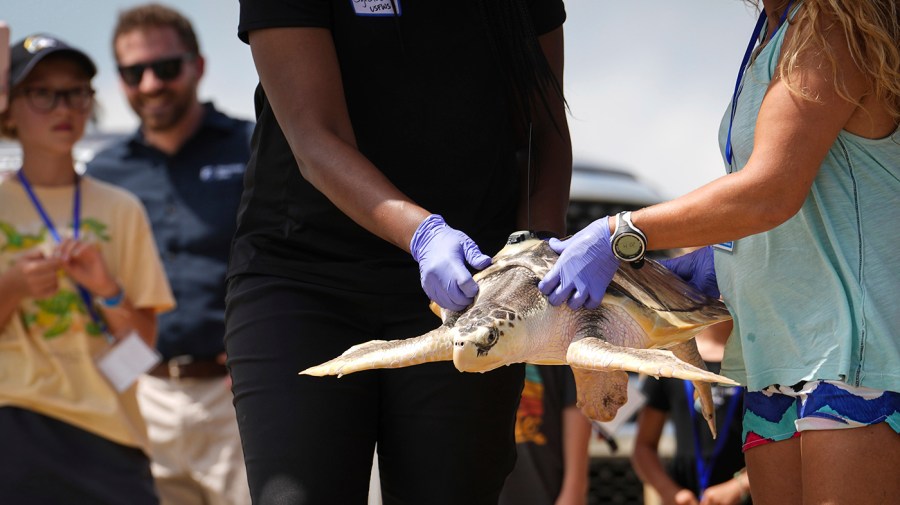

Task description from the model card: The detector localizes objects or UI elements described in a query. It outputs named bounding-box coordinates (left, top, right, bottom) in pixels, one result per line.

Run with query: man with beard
left=87, top=4, right=253, bottom=505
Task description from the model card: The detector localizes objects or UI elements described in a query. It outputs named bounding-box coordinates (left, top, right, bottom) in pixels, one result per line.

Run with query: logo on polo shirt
left=198, top=163, right=245, bottom=182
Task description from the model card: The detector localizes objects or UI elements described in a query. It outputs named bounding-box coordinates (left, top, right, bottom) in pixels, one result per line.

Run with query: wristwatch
left=610, top=211, right=647, bottom=268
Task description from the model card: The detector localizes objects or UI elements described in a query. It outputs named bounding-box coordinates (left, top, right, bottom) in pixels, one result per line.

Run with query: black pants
left=225, top=274, right=524, bottom=505
left=0, top=407, right=158, bottom=505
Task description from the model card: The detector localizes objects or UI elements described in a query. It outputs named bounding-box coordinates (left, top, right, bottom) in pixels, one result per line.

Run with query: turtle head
left=451, top=305, right=524, bottom=372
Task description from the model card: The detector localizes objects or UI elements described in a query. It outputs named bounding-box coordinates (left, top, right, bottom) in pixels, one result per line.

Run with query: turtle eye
left=486, top=327, right=499, bottom=345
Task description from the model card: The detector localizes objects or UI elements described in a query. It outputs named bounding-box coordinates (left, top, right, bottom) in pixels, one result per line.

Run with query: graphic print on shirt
left=515, top=364, right=548, bottom=445
left=0, top=219, right=110, bottom=339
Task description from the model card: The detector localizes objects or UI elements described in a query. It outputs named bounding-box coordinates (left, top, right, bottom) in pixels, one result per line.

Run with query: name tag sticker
left=351, top=0, right=400, bottom=16
left=96, top=332, right=161, bottom=392
left=713, top=241, right=735, bottom=253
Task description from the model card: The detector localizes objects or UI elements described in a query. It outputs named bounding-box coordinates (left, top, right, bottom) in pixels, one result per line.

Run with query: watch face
left=615, top=234, right=644, bottom=259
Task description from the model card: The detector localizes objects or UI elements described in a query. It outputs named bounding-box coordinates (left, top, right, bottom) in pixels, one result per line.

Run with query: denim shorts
left=741, top=380, right=900, bottom=451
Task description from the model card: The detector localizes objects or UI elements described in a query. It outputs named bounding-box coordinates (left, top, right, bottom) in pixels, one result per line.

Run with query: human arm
left=631, top=405, right=699, bottom=505
left=542, top=15, right=880, bottom=304
left=517, top=26, right=572, bottom=237
left=0, top=250, right=61, bottom=330
left=554, top=404, right=591, bottom=505
left=248, top=27, right=427, bottom=253
left=56, top=238, right=156, bottom=346
left=629, top=15, right=882, bottom=250
left=247, top=27, right=488, bottom=309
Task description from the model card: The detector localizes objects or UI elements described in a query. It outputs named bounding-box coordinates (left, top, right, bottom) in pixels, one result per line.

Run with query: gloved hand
left=538, top=216, right=618, bottom=310
left=410, top=214, right=493, bottom=311
left=659, top=246, right=720, bottom=298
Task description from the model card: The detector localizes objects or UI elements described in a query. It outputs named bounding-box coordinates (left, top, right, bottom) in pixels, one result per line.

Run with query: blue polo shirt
left=87, top=103, right=254, bottom=362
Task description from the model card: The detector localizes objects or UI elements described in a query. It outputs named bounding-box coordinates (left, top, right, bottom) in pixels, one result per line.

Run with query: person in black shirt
left=226, top=1, right=572, bottom=504
left=499, top=364, right=592, bottom=505
left=87, top=5, right=253, bottom=505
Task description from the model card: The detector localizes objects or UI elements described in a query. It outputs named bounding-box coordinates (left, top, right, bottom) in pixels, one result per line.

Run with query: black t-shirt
left=641, top=363, right=749, bottom=501
left=231, top=0, right=566, bottom=292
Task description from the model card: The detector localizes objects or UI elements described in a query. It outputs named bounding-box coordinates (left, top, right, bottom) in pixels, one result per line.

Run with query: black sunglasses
left=117, top=54, right=195, bottom=87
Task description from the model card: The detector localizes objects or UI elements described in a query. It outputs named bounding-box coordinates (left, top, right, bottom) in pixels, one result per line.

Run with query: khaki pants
left=138, top=375, right=250, bottom=505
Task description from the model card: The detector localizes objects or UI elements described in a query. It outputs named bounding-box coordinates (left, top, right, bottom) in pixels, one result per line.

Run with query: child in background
left=500, top=364, right=592, bottom=505
left=0, top=33, right=173, bottom=504
left=632, top=322, right=749, bottom=505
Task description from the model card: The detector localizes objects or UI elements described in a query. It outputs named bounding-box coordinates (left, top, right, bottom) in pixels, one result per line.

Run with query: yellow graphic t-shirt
left=0, top=174, right=174, bottom=452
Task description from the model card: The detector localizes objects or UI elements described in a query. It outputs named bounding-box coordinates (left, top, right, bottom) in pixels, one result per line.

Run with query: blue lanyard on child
left=16, top=171, right=109, bottom=336
left=683, top=381, right=742, bottom=498
left=724, top=1, right=794, bottom=168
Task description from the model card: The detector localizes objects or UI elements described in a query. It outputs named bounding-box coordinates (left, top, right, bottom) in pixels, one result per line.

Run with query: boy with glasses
left=0, top=33, right=174, bottom=504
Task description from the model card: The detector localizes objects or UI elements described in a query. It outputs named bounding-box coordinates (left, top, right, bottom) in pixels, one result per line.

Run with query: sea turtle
left=302, top=231, right=737, bottom=436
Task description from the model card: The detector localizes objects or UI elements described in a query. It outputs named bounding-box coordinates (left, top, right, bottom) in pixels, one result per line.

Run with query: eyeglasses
left=14, top=86, right=95, bottom=113
left=117, top=54, right=195, bottom=87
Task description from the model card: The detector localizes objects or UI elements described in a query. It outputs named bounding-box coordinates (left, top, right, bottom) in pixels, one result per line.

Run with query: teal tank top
left=715, top=12, right=900, bottom=392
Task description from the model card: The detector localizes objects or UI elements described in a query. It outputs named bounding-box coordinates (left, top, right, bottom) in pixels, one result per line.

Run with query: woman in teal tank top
left=537, top=1, right=900, bottom=503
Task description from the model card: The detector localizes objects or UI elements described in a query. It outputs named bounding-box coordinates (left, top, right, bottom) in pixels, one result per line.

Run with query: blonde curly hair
left=754, top=0, right=900, bottom=120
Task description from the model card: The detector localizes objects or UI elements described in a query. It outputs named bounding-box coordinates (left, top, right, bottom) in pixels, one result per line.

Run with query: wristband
left=97, top=285, right=125, bottom=308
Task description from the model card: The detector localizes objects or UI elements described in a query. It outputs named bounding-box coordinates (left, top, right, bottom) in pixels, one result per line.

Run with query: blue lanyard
left=16, top=171, right=106, bottom=332
left=725, top=1, right=794, bottom=168
left=683, top=381, right=742, bottom=498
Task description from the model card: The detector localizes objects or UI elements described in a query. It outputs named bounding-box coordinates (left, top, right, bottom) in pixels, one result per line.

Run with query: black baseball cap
left=9, top=34, right=97, bottom=87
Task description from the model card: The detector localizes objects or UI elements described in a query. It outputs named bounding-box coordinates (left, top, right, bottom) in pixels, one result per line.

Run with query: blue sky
left=3, top=0, right=758, bottom=198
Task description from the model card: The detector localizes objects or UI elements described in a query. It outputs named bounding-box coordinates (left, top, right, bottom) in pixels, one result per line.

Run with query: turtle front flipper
left=570, top=368, right=628, bottom=422
left=300, top=327, right=453, bottom=377
left=565, top=337, right=738, bottom=385
left=669, top=339, right=717, bottom=438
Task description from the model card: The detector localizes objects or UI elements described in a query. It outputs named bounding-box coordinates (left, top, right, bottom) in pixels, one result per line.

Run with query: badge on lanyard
left=351, top=0, right=401, bottom=16
left=713, top=241, right=735, bottom=253
left=725, top=2, right=794, bottom=172
left=684, top=381, right=743, bottom=498
left=17, top=171, right=160, bottom=392
left=719, top=3, right=793, bottom=254
left=96, top=331, right=161, bottom=392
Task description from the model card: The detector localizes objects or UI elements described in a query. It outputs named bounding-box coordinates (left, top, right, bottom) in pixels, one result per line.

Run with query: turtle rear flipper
left=669, top=339, right=718, bottom=438
left=570, top=368, right=628, bottom=422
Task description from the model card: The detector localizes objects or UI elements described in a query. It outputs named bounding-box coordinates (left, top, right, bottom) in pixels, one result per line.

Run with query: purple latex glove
left=659, top=246, right=720, bottom=298
left=410, top=214, right=493, bottom=311
left=538, top=216, right=618, bottom=310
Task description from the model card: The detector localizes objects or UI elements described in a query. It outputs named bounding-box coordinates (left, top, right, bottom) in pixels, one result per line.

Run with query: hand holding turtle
left=538, top=216, right=618, bottom=310
left=659, top=246, right=720, bottom=299
left=410, top=214, right=493, bottom=311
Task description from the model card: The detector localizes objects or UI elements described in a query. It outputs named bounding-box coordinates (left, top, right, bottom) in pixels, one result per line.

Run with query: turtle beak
left=452, top=327, right=505, bottom=372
